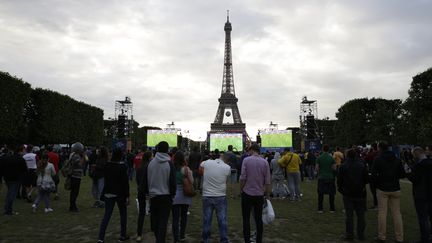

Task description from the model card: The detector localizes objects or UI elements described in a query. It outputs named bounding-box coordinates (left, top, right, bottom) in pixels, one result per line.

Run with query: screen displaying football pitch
left=260, top=130, right=292, bottom=148
left=209, top=133, right=243, bottom=152
left=147, top=130, right=177, bottom=148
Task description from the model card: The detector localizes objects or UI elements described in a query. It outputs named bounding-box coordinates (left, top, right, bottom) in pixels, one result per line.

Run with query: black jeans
left=241, top=192, right=264, bottom=243
left=343, top=196, right=366, bottom=238
left=369, top=182, right=378, bottom=207
left=150, top=195, right=172, bottom=243
left=318, top=193, right=335, bottom=211
left=98, top=196, right=127, bottom=241
left=137, top=191, right=146, bottom=237
left=172, top=204, right=189, bottom=242
left=69, top=177, right=81, bottom=210
left=414, top=198, right=432, bottom=243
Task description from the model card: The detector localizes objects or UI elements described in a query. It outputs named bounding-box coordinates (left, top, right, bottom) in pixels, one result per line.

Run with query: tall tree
left=335, top=98, right=402, bottom=146
left=404, top=68, right=432, bottom=145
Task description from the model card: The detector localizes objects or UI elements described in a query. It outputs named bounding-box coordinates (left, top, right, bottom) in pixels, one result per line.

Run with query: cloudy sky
left=1, top=0, right=431, bottom=140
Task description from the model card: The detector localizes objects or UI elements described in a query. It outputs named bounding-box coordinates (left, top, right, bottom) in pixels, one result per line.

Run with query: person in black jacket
left=371, top=141, right=406, bottom=243
left=337, top=149, right=368, bottom=241
left=409, top=147, right=432, bottom=243
left=1, top=144, right=27, bottom=215
left=97, top=148, right=130, bottom=243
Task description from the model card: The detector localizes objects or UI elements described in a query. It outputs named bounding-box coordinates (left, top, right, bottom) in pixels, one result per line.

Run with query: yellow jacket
left=278, top=152, right=302, bottom=173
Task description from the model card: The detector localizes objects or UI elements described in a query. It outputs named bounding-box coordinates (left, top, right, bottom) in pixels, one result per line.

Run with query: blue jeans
left=287, top=172, right=301, bottom=198
left=202, top=196, right=228, bottom=243
left=98, top=196, right=127, bottom=241
left=34, top=189, right=51, bottom=208
left=4, top=181, right=20, bottom=214
left=92, top=178, right=104, bottom=201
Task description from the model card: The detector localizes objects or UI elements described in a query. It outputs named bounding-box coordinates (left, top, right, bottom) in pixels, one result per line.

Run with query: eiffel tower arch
left=210, top=12, right=246, bottom=134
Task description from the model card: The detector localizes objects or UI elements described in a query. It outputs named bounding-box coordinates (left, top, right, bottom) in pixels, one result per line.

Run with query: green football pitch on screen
left=147, top=130, right=177, bottom=148
left=210, top=133, right=243, bottom=152
left=261, top=130, right=292, bottom=148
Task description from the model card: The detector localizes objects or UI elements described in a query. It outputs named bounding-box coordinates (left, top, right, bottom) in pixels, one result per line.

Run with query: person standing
left=278, top=148, right=302, bottom=201
left=226, top=145, right=238, bottom=198
left=240, top=144, right=271, bottom=243
left=365, top=143, right=379, bottom=209
left=47, top=146, right=60, bottom=199
left=408, top=147, right=432, bottom=243
left=200, top=150, right=231, bottom=243
left=91, top=147, right=108, bottom=208
left=337, top=149, right=368, bottom=241
left=333, top=147, right=344, bottom=168
left=97, top=148, right=130, bottom=243
left=306, top=150, right=317, bottom=180
left=188, top=146, right=202, bottom=191
left=136, top=151, right=153, bottom=242
left=172, top=151, right=194, bottom=242
left=316, top=144, right=337, bottom=213
left=32, top=153, right=56, bottom=213
left=1, top=144, right=27, bottom=215
left=69, top=142, right=85, bottom=213
left=371, top=141, right=405, bottom=243
left=22, top=145, right=38, bottom=202
left=147, top=141, right=176, bottom=243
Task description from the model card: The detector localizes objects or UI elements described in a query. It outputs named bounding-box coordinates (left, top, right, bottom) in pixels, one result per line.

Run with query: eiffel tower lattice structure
left=211, top=12, right=246, bottom=133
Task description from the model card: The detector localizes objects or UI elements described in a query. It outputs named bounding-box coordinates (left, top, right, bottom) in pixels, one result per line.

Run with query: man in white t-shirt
left=22, top=145, right=38, bottom=201
left=200, top=153, right=231, bottom=243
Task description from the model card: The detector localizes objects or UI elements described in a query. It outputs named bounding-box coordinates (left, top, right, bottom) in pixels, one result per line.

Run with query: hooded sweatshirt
left=147, top=152, right=176, bottom=198
left=271, top=153, right=284, bottom=181
left=371, top=151, right=405, bottom=192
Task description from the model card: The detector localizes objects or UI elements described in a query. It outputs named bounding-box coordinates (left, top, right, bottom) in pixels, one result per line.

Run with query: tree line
left=334, top=67, right=432, bottom=147
left=0, top=71, right=104, bottom=145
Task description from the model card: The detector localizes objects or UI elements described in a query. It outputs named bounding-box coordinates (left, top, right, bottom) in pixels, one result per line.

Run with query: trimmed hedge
left=0, top=71, right=103, bottom=145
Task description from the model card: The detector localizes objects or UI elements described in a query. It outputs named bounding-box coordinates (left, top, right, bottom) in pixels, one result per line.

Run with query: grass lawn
left=0, top=177, right=419, bottom=243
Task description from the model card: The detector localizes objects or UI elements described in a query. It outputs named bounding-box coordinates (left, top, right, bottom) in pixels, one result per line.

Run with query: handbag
left=182, top=167, right=196, bottom=197
left=262, top=199, right=275, bottom=224
left=41, top=179, right=56, bottom=192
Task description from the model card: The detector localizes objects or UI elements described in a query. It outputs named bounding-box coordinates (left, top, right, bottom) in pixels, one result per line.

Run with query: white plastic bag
left=262, top=199, right=275, bottom=224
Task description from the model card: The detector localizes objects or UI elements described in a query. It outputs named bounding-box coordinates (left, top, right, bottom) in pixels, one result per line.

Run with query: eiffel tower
left=211, top=12, right=246, bottom=133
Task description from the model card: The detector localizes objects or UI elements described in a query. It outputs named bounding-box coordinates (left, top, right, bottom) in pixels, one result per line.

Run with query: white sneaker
left=44, top=208, right=54, bottom=213
left=32, top=204, right=37, bottom=213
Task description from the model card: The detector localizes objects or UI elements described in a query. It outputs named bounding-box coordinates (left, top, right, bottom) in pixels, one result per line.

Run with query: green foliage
left=0, top=72, right=32, bottom=143
left=335, top=98, right=402, bottom=146
left=404, top=68, right=432, bottom=145
left=0, top=72, right=104, bottom=145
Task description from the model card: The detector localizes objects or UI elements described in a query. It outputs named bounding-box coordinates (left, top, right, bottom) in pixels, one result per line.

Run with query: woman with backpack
left=32, top=152, right=56, bottom=213
left=97, top=148, right=130, bottom=243
left=172, top=151, right=194, bottom=243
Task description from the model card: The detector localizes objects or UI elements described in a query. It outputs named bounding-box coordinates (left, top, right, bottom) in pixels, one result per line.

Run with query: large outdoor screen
left=147, top=130, right=177, bottom=148
left=260, top=130, right=292, bottom=148
left=209, top=133, right=243, bottom=152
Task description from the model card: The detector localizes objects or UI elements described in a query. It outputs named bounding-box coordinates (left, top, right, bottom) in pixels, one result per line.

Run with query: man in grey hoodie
left=147, top=141, right=176, bottom=243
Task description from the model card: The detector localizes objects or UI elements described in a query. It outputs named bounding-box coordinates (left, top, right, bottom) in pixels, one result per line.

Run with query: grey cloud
left=1, top=0, right=431, bottom=140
